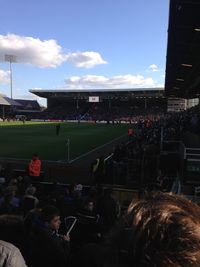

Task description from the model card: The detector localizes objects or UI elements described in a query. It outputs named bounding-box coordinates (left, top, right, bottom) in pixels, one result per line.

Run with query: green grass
left=0, top=121, right=128, bottom=160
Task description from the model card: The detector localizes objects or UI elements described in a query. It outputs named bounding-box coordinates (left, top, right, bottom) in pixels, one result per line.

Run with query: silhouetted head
left=111, top=192, right=200, bottom=267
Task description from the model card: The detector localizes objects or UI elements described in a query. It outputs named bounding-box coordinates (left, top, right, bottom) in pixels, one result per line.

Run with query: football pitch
left=0, top=121, right=128, bottom=161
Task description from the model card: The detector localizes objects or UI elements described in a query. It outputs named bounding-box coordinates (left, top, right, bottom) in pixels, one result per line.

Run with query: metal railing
left=184, top=147, right=200, bottom=161
left=183, top=146, right=200, bottom=184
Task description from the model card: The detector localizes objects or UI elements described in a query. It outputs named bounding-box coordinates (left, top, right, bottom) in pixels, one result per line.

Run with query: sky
left=0, top=0, right=169, bottom=106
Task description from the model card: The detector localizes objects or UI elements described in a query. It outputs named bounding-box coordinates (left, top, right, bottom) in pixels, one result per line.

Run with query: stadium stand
left=14, top=99, right=41, bottom=112
left=30, top=88, right=166, bottom=121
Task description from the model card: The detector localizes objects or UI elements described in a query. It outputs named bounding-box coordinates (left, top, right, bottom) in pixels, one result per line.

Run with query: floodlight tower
left=5, top=55, right=16, bottom=99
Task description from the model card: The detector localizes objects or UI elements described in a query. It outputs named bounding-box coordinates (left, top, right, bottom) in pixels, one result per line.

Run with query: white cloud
left=0, top=69, right=10, bottom=84
left=0, top=34, right=106, bottom=68
left=147, top=64, right=159, bottom=72
left=66, top=51, right=107, bottom=69
left=0, top=34, right=65, bottom=68
left=64, top=74, right=157, bottom=89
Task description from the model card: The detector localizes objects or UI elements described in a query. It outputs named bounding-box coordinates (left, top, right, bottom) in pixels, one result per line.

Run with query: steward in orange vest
left=29, top=154, right=41, bottom=182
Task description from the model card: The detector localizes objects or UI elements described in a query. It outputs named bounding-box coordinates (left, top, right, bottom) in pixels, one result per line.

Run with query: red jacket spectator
left=29, top=155, right=41, bottom=177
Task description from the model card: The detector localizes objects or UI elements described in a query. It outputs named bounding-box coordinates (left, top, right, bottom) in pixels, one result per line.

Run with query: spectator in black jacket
left=96, top=188, right=119, bottom=233
left=29, top=205, right=70, bottom=267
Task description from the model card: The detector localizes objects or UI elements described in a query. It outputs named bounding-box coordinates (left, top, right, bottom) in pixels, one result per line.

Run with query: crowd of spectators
left=0, top=174, right=200, bottom=266
left=0, top=172, right=121, bottom=267
left=93, top=105, right=200, bottom=190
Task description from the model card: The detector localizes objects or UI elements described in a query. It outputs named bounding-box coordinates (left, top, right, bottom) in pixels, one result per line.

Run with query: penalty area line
left=68, top=134, right=127, bottom=164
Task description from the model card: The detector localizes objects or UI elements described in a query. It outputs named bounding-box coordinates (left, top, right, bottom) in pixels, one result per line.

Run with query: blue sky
left=0, top=0, right=169, bottom=106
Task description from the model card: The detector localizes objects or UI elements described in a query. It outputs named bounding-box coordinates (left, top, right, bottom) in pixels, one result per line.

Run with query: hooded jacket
left=0, top=240, right=27, bottom=267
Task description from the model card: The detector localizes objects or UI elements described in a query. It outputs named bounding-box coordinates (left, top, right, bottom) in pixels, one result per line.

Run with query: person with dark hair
left=96, top=188, right=119, bottom=233
left=109, top=192, right=200, bottom=267
left=29, top=205, right=70, bottom=267
left=40, top=205, right=60, bottom=225
left=76, top=199, right=100, bottom=245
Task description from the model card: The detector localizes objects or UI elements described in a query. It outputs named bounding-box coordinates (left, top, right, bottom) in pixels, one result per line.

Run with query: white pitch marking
left=69, top=134, right=126, bottom=163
